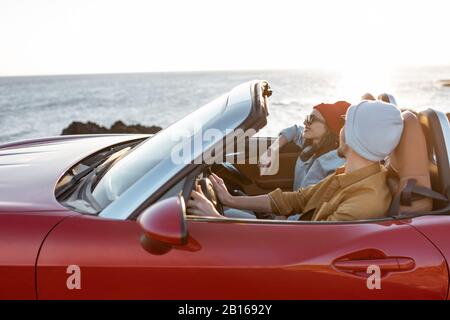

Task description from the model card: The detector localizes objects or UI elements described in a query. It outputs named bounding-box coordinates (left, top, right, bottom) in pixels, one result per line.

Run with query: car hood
left=0, top=134, right=149, bottom=212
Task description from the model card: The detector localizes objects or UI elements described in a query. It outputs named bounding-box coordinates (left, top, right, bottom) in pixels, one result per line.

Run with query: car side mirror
left=138, top=196, right=188, bottom=254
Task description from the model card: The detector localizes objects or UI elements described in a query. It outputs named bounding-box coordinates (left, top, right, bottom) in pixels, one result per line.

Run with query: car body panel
left=0, top=134, right=149, bottom=212
left=407, top=215, right=450, bottom=299
left=37, top=215, right=447, bottom=299
left=0, top=211, right=77, bottom=299
left=0, top=134, right=147, bottom=299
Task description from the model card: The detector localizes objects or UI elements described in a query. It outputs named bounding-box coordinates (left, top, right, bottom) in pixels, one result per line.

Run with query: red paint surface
left=0, top=211, right=76, bottom=299
left=0, top=134, right=146, bottom=212
left=36, top=215, right=448, bottom=299
left=138, top=197, right=186, bottom=245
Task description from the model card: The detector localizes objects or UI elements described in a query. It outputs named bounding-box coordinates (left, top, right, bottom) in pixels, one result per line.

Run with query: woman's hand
left=187, top=185, right=222, bottom=217
left=258, top=147, right=272, bottom=168
left=209, top=173, right=234, bottom=207
left=210, top=173, right=273, bottom=212
left=258, top=135, right=285, bottom=169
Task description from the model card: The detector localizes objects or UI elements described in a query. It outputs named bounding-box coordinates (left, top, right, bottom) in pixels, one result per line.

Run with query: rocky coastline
left=61, top=120, right=162, bottom=135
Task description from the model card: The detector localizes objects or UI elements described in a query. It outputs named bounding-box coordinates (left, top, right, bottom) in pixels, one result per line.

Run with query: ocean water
left=1, top=67, right=449, bottom=144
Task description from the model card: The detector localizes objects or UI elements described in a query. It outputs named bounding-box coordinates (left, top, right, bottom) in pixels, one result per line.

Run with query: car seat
left=387, top=111, right=446, bottom=215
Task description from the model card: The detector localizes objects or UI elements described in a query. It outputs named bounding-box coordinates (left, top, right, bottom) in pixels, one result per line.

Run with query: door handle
left=333, top=257, right=415, bottom=273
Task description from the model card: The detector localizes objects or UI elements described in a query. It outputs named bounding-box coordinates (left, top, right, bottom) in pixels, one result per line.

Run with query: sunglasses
left=304, top=114, right=326, bottom=126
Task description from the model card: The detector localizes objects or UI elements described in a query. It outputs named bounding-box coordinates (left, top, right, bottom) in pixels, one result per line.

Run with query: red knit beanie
left=313, top=101, right=351, bottom=136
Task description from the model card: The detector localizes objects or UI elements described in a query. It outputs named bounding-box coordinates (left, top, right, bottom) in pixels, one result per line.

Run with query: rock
left=61, top=120, right=162, bottom=135
left=61, top=121, right=109, bottom=135
left=109, top=121, right=162, bottom=134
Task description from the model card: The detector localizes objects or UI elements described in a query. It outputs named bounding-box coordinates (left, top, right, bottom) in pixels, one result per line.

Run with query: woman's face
left=303, top=109, right=328, bottom=142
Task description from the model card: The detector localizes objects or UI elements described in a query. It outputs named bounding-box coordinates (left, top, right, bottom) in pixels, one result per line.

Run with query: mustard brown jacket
left=268, top=163, right=391, bottom=221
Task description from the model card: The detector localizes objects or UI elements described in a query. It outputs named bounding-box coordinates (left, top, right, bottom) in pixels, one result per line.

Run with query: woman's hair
left=300, top=128, right=339, bottom=162
left=400, top=107, right=418, bottom=115
left=361, top=93, right=376, bottom=101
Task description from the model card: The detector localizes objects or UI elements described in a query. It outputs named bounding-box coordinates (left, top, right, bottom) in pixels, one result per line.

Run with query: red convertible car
left=0, top=80, right=449, bottom=299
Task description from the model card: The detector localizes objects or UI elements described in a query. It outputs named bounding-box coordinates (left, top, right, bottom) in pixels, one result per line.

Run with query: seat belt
left=388, top=179, right=448, bottom=216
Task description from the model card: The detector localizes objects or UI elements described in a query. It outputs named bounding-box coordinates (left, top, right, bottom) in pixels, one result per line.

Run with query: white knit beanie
left=344, top=101, right=403, bottom=161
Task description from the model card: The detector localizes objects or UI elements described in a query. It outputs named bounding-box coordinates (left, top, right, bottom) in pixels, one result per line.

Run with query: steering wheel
left=197, top=177, right=224, bottom=215
left=210, top=162, right=252, bottom=193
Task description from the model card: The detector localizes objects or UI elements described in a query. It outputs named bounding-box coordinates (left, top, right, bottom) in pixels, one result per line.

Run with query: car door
left=37, top=214, right=448, bottom=299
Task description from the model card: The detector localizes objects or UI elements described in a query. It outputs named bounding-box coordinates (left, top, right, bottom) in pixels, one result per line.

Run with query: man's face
left=337, top=127, right=348, bottom=158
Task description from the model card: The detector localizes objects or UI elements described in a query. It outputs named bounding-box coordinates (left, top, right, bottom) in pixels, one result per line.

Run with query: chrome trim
left=436, top=110, right=450, bottom=167
left=99, top=81, right=257, bottom=220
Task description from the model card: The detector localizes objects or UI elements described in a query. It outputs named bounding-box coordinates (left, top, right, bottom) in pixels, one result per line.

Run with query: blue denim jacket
left=280, top=124, right=345, bottom=220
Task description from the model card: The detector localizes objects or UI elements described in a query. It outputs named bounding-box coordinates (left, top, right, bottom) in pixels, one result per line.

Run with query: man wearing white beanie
left=340, top=100, right=403, bottom=161
left=188, top=101, right=404, bottom=222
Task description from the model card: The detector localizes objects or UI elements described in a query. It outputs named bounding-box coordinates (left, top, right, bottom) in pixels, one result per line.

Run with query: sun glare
left=334, top=64, right=394, bottom=102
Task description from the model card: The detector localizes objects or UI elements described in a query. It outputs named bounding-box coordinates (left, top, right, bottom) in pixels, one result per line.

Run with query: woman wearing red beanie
left=259, top=101, right=351, bottom=218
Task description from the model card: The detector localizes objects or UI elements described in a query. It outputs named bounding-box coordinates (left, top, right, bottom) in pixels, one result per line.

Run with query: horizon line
left=1, top=64, right=450, bottom=79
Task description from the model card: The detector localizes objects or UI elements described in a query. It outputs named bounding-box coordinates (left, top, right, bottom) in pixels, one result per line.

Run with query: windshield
left=92, top=94, right=228, bottom=208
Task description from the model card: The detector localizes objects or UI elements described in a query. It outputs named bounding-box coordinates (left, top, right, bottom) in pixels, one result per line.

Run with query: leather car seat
left=387, top=111, right=445, bottom=215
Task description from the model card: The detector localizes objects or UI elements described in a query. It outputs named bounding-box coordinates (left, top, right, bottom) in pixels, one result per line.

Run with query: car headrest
left=388, top=111, right=433, bottom=213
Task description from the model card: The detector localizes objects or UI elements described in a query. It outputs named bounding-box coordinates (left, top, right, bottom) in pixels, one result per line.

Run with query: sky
left=1, top=0, right=450, bottom=76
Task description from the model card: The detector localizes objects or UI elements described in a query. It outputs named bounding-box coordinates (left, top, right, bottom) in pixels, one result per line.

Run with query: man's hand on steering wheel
left=187, top=185, right=222, bottom=218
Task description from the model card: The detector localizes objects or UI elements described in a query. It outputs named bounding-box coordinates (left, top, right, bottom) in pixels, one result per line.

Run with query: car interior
left=182, top=109, right=450, bottom=222
left=417, top=109, right=450, bottom=213
left=386, top=111, right=447, bottom=215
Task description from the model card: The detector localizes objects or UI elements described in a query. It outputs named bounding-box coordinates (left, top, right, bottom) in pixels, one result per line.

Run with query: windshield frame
left=91, top=93, right=229, bottom=209
left=98, top=80, right=270, bottom=220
